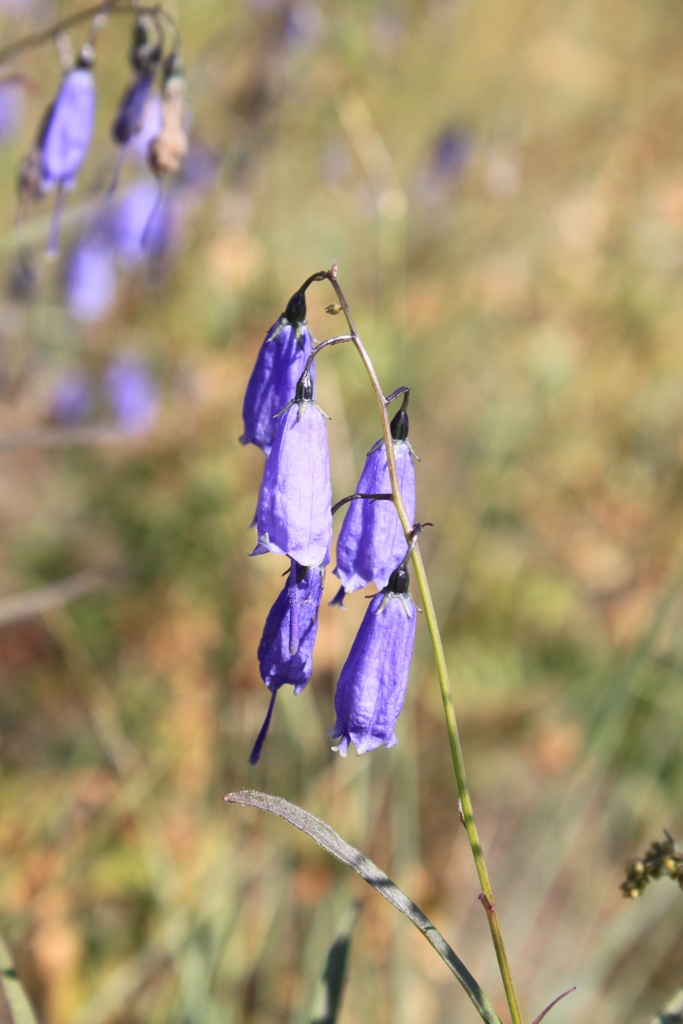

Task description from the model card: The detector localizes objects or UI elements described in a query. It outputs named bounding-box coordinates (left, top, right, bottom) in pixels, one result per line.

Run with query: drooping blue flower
left=105, top=356, right=158, bottom=434
left=65, top=235, right=117, bottom=322
left=0, top=76, right=24, bottom=143
left=50, top=369, right=92, bottom=425
left=333, top=398, right=415, bottom=602
left=113, top=180, right=174, bottom=266
left=249, top=557, right=327, bottom=764
left=129, top=94, right=162, bottom=164
left=38, top=47, right=96, bottom=192
left=329, top=562, right=417, bottom=756
left=253, top=368, right=332, bottom=567
left=259, top=559, right=326, bottom=694
left=112, top=71, right=156, bottom=145
left=241, top=289, right=315, bottom=455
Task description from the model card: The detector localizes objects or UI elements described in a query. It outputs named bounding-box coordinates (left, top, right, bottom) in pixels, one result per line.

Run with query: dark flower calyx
left=76, top=44, right=95, bottom=69
left=284, top=289, right=307, bottom=326
left=386, top=563, right=410, bottom=595
left=295, top=369, right=314, bottom=403
left=390, top=402, right=409, bottom=441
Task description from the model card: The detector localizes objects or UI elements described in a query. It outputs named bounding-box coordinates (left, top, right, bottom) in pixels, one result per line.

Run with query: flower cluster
left=242, top=275, right=420, bottom=762
left=17, top=7, right=187, bottom=255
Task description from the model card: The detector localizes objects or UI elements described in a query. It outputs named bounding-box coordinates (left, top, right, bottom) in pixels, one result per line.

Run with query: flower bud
left=148, top=54, right=188, bottom=178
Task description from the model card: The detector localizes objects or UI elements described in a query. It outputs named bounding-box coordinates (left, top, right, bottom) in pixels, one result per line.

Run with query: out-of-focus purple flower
left=241, top=289, right=315, bottom=455
left=329, top=562, right=417, bottom=756
left=129, top=94, right=162, bottom=163
left=38, top=47, right=96, bottom=191
left=65, top=236, right=117, bottom=322
left=249, top=556, right=326, bottom=764
left=105, top=356, right=158, bottom=434
left=112, top=71, right=156, bottom=145
left=333, top=398, right=415, bottom=602
left=113, top=180, right=174, bottom=266
left=50, top=369, right=92, bottom=425
left=432, top=127, right=471, bottom=181
left=0, top=77, right=24, bottom=142
left=253, top=368, right=332, bottom=567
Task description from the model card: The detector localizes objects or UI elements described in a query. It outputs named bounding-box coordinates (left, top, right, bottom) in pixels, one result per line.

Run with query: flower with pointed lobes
left=241, top=288, right=315, bottom=455
left=333, top=395, right=415, bottom=605
left=329, top=560, right=417, bottom=756
left=38, top=45, right=96, bottom=192
left=253, top=368, right=332, bottom=568
left=249, top=557, right=326, bottom=765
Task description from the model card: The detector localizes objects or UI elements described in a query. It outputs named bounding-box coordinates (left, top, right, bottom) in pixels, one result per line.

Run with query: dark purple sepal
left=334, top=440, right=415, bottom=594
left=253, top=390, right=332, bottom=567
left=329, top=581, right=417, bottom=756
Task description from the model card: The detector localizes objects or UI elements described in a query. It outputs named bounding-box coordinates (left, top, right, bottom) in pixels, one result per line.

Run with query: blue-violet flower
left=334, top=397, right=415, bottom=601
left=241, top=289, right=315, bottom=455
left=253, top=368, right=332, bottom=567
left=38, top=46, right=96, bottom=192
left=329, top=561, right=417, bottom=756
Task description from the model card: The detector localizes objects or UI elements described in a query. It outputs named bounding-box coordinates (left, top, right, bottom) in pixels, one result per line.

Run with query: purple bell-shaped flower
left=333, top=394, right=416, bottom=603
left=253, top=368, right=332, bottom=567
left=105, top=356, right=159, bottom=435
left=249, top=557, right=327, bottom=765
left=36, top=44, right=97, bottom=253
left=241, top=289, right=316, bottom=455
left=112, top=18, right=161, bottom=146
left=39, top=46, right=96, bottom=191
left=65, top=234, right=117, bottom=322
left=329, top=559, right=417, bottom=756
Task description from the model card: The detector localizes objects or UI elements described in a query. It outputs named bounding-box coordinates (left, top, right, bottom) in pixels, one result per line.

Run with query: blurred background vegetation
left=0, top=0, right=682, bottom=1022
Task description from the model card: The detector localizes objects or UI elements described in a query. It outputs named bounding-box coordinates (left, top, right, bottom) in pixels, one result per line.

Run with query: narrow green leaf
left=309, top=902, right=359, bottom=1024
left=224, top=790, right=502, bottom=1024
left=0, top=931, right=41, bottom=1024
left=648, top=987, right=683, bottom=1024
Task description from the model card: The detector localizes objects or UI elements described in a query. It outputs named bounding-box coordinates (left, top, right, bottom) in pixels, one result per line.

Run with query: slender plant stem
left=0, top=0, right=168, bottom=66
left=309, top=264, right=525, bottom=1024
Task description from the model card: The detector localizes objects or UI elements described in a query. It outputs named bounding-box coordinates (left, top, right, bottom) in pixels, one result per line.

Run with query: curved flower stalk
left=249, top=558, right=327, bottom=764
left=329, top=557, right=417, bottom=756
left=253, top=368, right=332, bottom=567
left=241, top=288, right=315, bottom=455
left=333, top=392, right=416, bottom=604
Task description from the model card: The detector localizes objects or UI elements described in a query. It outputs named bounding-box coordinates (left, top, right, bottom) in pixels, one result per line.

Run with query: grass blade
left=224, top=790, right=502, bottom=1024
left=0, top=932, right=40, bottom=1024
left=309, top=902, right=359, bottom=1024
left=648, top=987, right=683, bottom=1024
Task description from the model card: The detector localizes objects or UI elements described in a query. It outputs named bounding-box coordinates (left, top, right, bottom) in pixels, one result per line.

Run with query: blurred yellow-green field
left=0, top=1, right=683, bottom=1022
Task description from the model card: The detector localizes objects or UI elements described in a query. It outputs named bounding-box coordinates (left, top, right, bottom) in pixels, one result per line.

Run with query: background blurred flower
left=64, top=234, right=118, bottom=322
left=114, top=179, right=175, bottom=266
left=104, top=355, right=158, bottom=434
left=0, top=76, right=25, bottom=142
left=49, top=369, right=92, bottom=425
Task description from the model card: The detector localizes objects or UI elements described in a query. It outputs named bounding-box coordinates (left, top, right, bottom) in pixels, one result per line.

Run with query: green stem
left=0, top=929, right=41, bottom=1024
left=316, top=265, right=525, bottom=1024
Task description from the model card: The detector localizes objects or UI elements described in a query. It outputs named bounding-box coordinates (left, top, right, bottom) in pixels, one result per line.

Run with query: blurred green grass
left=1, top=0, right=683, bottom=1022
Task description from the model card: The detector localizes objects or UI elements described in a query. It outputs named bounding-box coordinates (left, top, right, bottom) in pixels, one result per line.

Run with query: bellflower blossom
left=112, top=70, right=156, bottom=145
left=38, top=46, right=96, bottom=192
left=253, top=368, right=332, bottom=567
left=114, top=180, right=174, bottom=266
left=333, top=397, right=415, bottom=602
left=329, top=561, right=417, bottom=756
left=241, top=289, right=315, bottom=455
left=65, top=235, right=118, bottom=322
left=50, top=369, right=92, bottom=425
left=105, top=356, right=158, bottom=434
